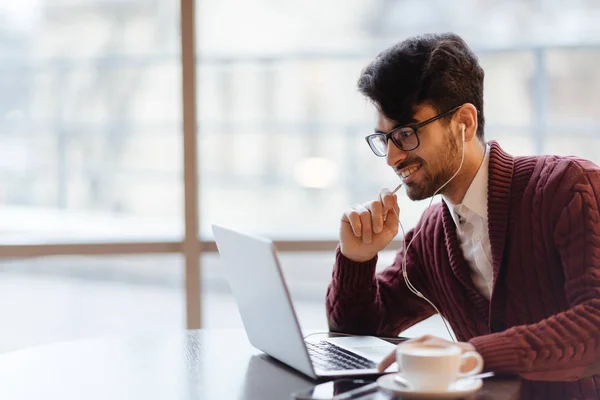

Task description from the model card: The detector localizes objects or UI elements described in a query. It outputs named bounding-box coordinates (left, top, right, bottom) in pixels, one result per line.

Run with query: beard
left=404, top=131, right=462, bottom=201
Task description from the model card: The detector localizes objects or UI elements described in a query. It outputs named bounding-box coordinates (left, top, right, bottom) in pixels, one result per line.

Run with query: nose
left=386, top=139, right=408, bottom=168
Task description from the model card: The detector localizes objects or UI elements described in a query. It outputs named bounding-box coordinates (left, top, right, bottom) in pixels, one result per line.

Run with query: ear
left=454, top=103, right=478, bottom=142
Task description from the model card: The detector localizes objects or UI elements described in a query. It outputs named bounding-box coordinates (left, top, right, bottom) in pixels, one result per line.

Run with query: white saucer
left=377, top=373, right=483, bottom=399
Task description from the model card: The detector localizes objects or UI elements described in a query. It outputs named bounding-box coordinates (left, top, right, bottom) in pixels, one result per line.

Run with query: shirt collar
left=443, top=144, right=490, bottom=225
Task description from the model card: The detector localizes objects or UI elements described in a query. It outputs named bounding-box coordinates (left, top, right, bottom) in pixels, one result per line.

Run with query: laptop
left=212, top=224, right=399, bottom=379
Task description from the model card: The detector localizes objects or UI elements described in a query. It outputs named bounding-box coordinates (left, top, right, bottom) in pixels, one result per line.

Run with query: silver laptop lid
left=211, top=224, right=317, bottom=379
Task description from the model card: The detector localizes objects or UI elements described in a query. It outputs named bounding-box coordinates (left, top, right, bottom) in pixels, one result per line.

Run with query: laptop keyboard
left=305, top=340, right=377, bottom=371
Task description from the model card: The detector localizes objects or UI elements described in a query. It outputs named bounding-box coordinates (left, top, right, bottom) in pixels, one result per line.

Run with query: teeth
left=401, top=166, right=420, bottom=179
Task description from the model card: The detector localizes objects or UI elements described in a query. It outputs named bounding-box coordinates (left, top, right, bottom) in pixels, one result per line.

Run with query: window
left=0, top=0, right=598, bottom=350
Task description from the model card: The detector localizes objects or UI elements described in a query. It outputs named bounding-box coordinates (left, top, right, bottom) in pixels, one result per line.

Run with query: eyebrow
left=374, top=118, right=419, bottom=134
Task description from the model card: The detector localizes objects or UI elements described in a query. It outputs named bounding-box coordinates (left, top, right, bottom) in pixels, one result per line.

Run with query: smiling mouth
left=398, top=164, right=422, bottom=180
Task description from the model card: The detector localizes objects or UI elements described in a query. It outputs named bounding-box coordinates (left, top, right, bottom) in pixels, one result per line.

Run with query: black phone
left=291, top=379, right=379, bottom=400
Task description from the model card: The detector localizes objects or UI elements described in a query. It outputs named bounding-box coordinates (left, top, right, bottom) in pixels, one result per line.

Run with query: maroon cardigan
left=326, top=141, right=600, bottom=399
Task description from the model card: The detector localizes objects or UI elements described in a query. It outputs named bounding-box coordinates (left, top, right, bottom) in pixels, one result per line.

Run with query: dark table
left=0, top=329, right=520, bottom=399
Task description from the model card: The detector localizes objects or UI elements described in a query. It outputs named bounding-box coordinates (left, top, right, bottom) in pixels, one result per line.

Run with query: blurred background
left=0, top=0, right=599, bottom=352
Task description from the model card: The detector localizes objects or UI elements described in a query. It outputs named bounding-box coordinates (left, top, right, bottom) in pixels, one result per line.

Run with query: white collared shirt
left=442, top=145, right=494, bottom=299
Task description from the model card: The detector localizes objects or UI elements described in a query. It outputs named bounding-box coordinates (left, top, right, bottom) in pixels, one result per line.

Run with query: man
left=326, top=33, right=600, bottom=399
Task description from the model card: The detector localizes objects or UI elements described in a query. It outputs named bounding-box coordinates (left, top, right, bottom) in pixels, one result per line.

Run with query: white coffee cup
left=395, top=343, right=484, bottom=391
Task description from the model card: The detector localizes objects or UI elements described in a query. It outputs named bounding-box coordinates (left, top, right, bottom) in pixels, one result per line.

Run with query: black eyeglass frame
left=365, top=105, right=462, bottom=157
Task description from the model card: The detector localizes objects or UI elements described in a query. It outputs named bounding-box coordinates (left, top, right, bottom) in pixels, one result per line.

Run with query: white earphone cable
left=397, top=126, right=466, bottom=342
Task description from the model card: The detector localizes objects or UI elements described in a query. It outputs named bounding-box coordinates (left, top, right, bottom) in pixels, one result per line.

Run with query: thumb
left=384, top=203, right=400, bottom=228
left=377, top=348, right=397, bottom=372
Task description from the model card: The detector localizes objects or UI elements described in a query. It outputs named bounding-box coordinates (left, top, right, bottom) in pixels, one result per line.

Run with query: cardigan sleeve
left=326, top=226, right=435, bottom=337
left=469, top=164, right=600, bottom=381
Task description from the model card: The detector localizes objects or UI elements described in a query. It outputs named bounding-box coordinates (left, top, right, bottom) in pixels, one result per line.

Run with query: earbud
left=460, top=124, right=466, bottom=142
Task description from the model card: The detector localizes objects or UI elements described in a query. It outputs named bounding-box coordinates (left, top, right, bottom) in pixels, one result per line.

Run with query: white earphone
left=460, top=123, right=466, bottom=142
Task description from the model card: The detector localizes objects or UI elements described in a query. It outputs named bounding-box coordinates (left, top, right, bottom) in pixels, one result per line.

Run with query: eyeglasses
left=365, top=105, right=461, bottom=157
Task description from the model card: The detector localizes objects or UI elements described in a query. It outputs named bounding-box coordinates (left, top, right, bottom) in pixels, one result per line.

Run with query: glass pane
left=197, top=1, right=600, bottom=238
left=0, top=0, right=183, bottom=243
left=479, top=51, right=535, bottom=127
left=544, top=137, right=600, bottom=162
left=485, top=132, right=537, bottom=157
left=0, top=255, right=184, bottom=352
left=546, top=50, right=600, bottom=124
left=543, top=49, right=600, bottom=164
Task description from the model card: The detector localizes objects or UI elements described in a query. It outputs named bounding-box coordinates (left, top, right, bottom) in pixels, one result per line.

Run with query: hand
left=377, top=335, right=479, bottom=373
left=339, top=188, right=400, bottom=262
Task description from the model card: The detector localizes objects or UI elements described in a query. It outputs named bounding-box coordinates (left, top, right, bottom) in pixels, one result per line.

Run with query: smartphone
left=291, top=379, right=377, bottom=400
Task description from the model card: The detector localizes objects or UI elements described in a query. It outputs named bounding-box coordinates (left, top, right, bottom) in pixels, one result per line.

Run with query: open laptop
left=212, top=224, right=399, bottom=379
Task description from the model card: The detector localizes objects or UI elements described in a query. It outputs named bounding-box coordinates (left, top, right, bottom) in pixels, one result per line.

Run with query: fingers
left=379, top=188, right=399, bottom=223
left=341, top=186, right=400, bottom=243
left=379, top=188, right=398, bottom=212
left=402, top=335, right=432, bottom=345
left=377, top=335, right=480, bottom=374
left=377, top=335, right=433, bottom=372
left=369, top=200, right=384, bottom=234
left=377, top=348, right=397, bottom=373
left=342, top=205, right=374, bottom=243
left=343, top=209, right=362, bottom=237
left=385, top=201, right=400, bottom=229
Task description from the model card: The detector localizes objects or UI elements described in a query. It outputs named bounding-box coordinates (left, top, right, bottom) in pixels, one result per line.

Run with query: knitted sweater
left=326, top=141, right=600, bottom=399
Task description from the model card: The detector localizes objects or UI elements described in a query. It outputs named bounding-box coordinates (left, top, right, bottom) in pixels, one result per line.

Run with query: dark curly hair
left=358, top=33, right=485, bottom=140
